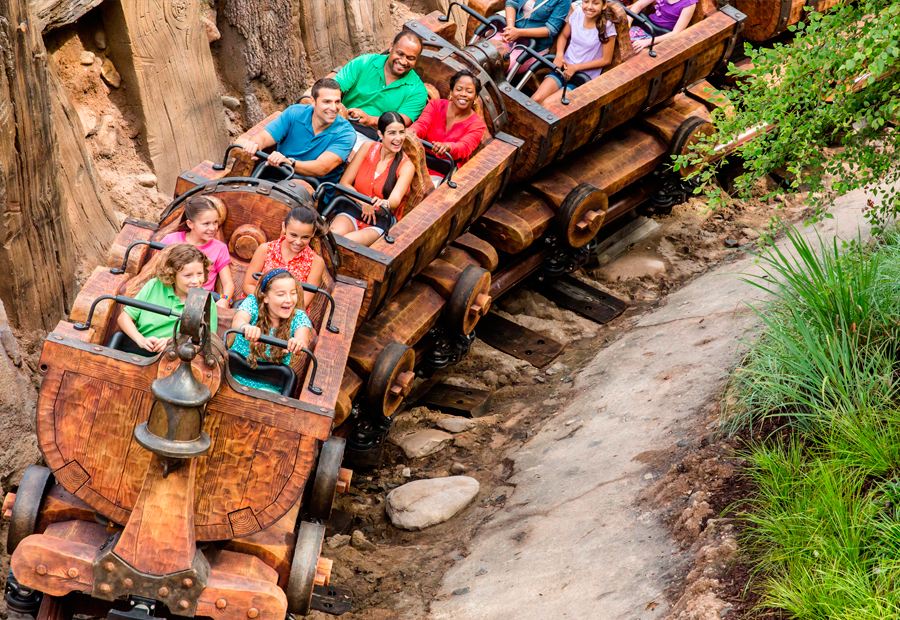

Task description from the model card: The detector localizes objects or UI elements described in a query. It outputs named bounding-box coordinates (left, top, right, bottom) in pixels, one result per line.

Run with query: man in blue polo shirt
left=236, top=77, right=355, bottom=189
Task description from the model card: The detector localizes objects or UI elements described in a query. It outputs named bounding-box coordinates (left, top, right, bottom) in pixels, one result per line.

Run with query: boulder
left=436, top=418, right=475, bottom=433
left=386, top=477, right=480, bottom=531
left=100, top=57, right=121, bottom=88
left=350, top=530, right=376, bottom=552
left=94, top=115, right=117, bottom=157
left=94, top=29, right=107, bottom=50
left=136, top=173, right=158, bottom=188
left=221, top=95, right=241, bottom=111
left=393, top=429, right=452, bottom=459
left=80, top=51, right=95, bottom=65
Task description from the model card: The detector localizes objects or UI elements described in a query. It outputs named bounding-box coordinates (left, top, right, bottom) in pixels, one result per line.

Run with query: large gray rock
left=393, top=429, right=452, bottom=459
left=437, top=418, right=475, bottom=433
left=386, top=477, right=480, bottom=531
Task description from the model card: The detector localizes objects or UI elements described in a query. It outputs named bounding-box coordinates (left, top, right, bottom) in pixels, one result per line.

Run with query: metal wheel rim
left=8, top=465, right=53, bottom=555
left=307, top=437, right=346, bottom=521
left=286, top=521, right=326, bottom=616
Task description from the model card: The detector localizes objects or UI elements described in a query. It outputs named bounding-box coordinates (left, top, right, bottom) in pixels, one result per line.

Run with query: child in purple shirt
left=161, top=196, right=234, bottom=308
left=628, top=0, right=698, bottom=54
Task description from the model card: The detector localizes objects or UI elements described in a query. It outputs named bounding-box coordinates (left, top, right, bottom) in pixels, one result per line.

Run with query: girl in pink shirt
left=161, top=196, right=235, bottom=308
left=531, top=0, right=618, bottom=105
left=410, top=70, right=487, bottom=186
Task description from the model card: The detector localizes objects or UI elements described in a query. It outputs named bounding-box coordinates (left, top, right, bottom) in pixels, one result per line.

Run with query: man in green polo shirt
left=335, top=31, right=429, bottom=149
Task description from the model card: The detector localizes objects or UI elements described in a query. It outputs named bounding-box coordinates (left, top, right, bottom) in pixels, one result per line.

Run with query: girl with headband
left=229, top=269, right=312, bottom=393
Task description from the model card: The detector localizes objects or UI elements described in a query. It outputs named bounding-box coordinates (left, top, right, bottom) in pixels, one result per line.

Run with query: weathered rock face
left=386, top=476, right=480, bottom=530
left=0, top=301, right=40, bottom=489
left=101, top=0, right=228, bottom=196
left=0, top=0, right=77, bottom=331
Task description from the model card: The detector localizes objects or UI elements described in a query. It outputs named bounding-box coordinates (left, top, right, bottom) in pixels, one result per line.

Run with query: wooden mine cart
left=5, top=178, right=363, bottom=619
left=731, top=0, right=840, bottom=42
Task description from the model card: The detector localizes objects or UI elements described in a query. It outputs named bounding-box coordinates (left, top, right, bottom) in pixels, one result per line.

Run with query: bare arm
left=304, top=256, right=326, bottom=309
left=216, top=264, right=235, bottom=308
left=387, top=161, right=415, bottom=212
left=339, top=141, right=372, bottom=187
left=117, top=312, right=165, bottom=353
left=243, top=243, right=269, bottom=297
left=627, top=0, right=656, bottom=25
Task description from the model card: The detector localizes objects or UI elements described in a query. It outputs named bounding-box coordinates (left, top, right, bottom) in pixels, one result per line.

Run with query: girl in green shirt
left=118, top=243, right=215, bottom=353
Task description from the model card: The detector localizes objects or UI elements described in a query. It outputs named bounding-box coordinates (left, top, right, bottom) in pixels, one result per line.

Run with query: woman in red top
left=330, top=112, right=415, bottom=247
left=410, top=69, right=487, bottom=187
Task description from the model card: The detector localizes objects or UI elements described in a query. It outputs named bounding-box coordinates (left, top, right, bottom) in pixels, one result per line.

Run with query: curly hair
left=247, top=271, right=301, bottom=368
left=155, top=243, right=210, bottom=288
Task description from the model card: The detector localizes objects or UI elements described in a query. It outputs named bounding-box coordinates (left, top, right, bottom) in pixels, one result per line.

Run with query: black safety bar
left=73, top=295, right=180, bottom=331
left=110, top=240, right=167, bottom=274
left=249, top=150, right=295, bottom=181
left=505, top=45, right=572, bottom=105
left=212, top=144, right=245, bottom=171
left=314, top=181, right=397, bottom=244
left=222, top=329, right=322, bottom=395
left=616, top=1, right=663, bottom=57
left=419, top=140, right=459, bottom=188
left=439, top=2, right=500, bottom=43
left=250, top=272, right=340, bottom=334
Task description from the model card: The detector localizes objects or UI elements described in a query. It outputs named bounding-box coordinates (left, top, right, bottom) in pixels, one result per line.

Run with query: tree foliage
left=681, top=1, right=900, bottom=230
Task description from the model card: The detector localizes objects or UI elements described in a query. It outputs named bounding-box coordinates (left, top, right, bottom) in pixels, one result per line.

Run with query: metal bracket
left=255, top=182, right=272, bottom=196
left=309, top=585, right=354, bottom=615
left=405, top=20, right=456, bottom=55
left=537, top=273, right=627, bottom=324
left=642, top=73, right=663, bottom=112
left=675, top=55, right=699, bottom=93
left=93, top=546, right=210, bottom=617
left=714, top=5, right=746, bottom=74
left=591, top=102, right=615, bottom=143
left=776, top=0, right=792, bottom=31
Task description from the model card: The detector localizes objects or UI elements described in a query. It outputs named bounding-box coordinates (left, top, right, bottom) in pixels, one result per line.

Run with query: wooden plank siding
left=501, top=10, right=743, bottom=183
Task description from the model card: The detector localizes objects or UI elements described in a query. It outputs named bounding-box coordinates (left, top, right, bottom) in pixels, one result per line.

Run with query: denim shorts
left=546, top=72, right=578, bottom=90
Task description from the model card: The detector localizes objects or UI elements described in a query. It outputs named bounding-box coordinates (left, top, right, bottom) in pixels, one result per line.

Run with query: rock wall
left=0, top=0, right=77, bottom=332
left=101, top=0, right=229, bottom=196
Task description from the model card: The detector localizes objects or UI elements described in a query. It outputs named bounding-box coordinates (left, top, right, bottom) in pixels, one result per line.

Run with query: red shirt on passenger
left=410, top=99, right=487, bottom=170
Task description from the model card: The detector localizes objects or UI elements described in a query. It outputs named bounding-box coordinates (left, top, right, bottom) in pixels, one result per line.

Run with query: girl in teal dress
left=229, top=269, right=312, bottom=393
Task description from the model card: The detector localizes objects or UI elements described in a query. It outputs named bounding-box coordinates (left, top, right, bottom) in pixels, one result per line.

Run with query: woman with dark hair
left=409, top=69, right=487, bottom=186
left=329, top=111, right=415, bottom=247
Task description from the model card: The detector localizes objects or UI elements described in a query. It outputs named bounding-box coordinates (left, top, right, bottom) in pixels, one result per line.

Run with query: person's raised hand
left=237, top=138, right=260, bottom=157
left=241, top=324, right=262, bottom=343
left=361, top=202, right=377, bottom=225
left=267, top=151, right=288, bottom=167
left=347, top=108, right=370, bottom=125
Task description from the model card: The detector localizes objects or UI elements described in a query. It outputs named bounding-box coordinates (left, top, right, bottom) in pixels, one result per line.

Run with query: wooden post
left=0, top=0, right=77, bottom=331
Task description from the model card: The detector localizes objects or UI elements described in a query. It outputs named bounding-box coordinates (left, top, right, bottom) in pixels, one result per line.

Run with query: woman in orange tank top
left=329, top=111, right=415, bottom=247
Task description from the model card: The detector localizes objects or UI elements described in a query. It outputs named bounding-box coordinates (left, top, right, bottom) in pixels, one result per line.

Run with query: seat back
left=107, top=331, right=155, bottom=357
left=401, top=133, right=433, bottom=215
left=227, top=350, right=297, bottom=397
left=689, top=0, right=720, bottom=27
left=608, top=2, right=635, bottom=69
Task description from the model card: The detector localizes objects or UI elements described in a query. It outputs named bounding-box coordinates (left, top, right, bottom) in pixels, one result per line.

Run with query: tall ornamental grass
left=726, top=227, right=900, bottom=431
left=728, top=227, right=900, bottom=618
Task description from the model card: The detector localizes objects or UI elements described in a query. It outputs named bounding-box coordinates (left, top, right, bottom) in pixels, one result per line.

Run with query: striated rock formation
left=101, top=0, right=228, bottom=196
left=0, top=0, right=77, bottom=331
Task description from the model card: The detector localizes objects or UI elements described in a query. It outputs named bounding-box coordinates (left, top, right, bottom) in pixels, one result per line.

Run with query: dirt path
left=427, top=193, right=873, bottom=620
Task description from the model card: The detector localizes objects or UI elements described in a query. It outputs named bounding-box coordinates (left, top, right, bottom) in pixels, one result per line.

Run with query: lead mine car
left=4, top=178, right=363, bottom=620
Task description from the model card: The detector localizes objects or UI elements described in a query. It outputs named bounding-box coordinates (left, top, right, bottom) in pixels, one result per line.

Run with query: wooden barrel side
left=507, top=9, right=740, bottom=183
left=732, top=0, right=805, bottom=42
left=35, top=336, right=334, bottom=542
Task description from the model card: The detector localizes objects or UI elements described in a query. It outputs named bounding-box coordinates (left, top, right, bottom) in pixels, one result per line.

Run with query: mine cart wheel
left=7, top=465, right=54, bottom=555
left=307, top=437, right=347, bottom=521
left=365, top=342, right=416, bottom=418
left=447, top=265, right=492, bottom=336
left=287, top=521, right=327, bottom=616
left=553, top=183, right=608, bottom=249
left=668, top=116, right=714, bottom=178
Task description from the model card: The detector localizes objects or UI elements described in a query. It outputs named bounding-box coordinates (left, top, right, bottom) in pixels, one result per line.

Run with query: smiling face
left=282, top=220, right=315, bottom=255
left=379, top=121, right=406, bottom=154
left=174, top=260, right=206, bottom=297
left=581, top=0, right=605, bottom=18
left=450, top=76, right=478, bottom=113
left=263, top=277, right=299, bottom=321
left=313, top=87, right=342, bottom=125
left=186, top=208, right=220, bottom=244
left=386, top=37, right=421, bottom=79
